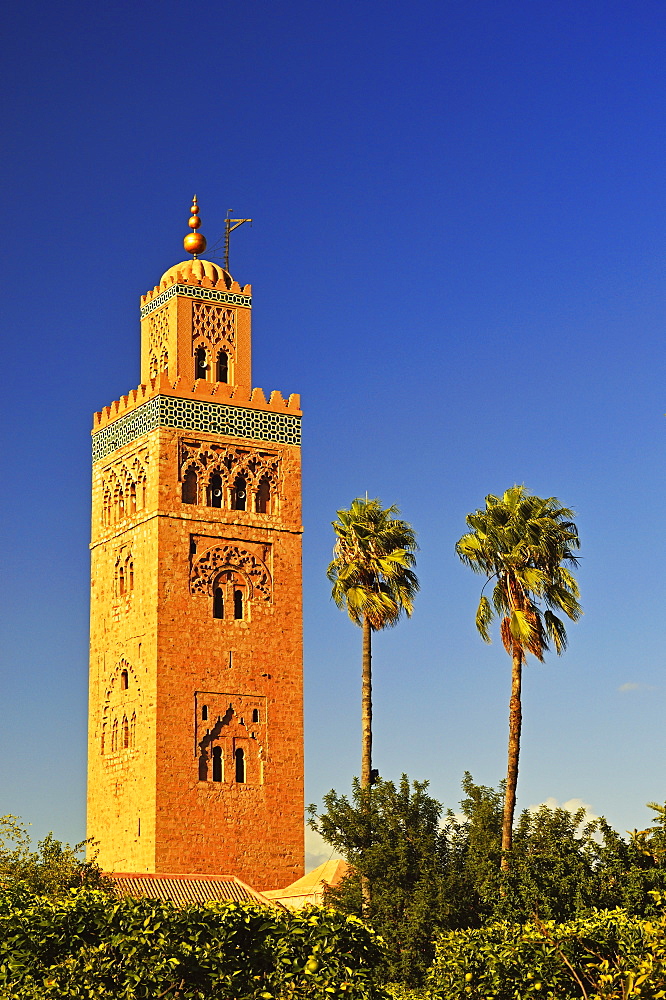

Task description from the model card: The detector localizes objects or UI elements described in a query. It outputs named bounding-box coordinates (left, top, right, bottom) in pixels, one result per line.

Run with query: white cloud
left=618, top=682, right=656, bottom=693
left=527, top=797, right=599, bottom=824
left=304, top=826, right=343, bottom=873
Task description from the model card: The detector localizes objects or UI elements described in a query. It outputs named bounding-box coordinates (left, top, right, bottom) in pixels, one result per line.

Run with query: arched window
left=120, top=669, right=129, bottom=690
left=130, top=712, right=136, bottom=747
left=111, top=719, right=119, bottom=753
left=195, top=347, right=208, bottom=378
left=209, top=473, right=223, bottom=508
left=122, top=716, right=129, bottom=749
left=234, top=589, right=244, bottom=620
left=255, top=476, right=271, bottom=514
left=235, top=747, right=246, bottom=783
left=252, top=708, right=260, bottom=723
left=128, top=560, right=134, bottom=591
left=231, top=476, right=247, bottom=511
left=118, top=565, right=125, bottom=596
left=182, top=468, right=198, bottom=504
left=103, top=491, right=111, bottom=526
left=213, top=587, right=224, bottom=620
left=216, top=350, right=229, bottom=383
left=129, top=482, right=137, bottom=514
left=118, top=487, right=125, bottom=520
left=139, top=477, right=147, bottom=509
left=212, top=746, right=223, bottom=782
left=198, top=751, right=208, bottom=782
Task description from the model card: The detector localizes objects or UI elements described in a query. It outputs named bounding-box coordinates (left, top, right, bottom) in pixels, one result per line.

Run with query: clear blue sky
left=1, top=0, right=664, bottom=867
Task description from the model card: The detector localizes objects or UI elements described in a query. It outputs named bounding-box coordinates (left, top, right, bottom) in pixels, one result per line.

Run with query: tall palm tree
left=455, top=485, right=581, bottom=870
left=328, top=498, right=419, bottom=789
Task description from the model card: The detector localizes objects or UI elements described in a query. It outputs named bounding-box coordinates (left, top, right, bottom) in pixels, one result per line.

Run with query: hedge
left=428, top=906, right=666, bottom=999
left=0, top=886, right=388, bottom=999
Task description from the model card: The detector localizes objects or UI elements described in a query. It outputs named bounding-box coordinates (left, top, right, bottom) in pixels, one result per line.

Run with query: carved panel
left=148, top=308, right=170, bottom=377
left=192, top=303, right=236, bottom=349
left=102, top=659, right=142, bottom=757
left=190, top=540, right=272, bottom=601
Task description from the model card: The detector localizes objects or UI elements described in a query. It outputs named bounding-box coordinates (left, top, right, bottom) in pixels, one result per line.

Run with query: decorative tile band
left=92, top=395, right=300, bottom=462
left=140, top=284, right=252, bottom=319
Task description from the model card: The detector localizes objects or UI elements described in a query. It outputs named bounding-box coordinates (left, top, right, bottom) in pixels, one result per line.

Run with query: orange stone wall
left=88, top=270, right=304, bottom=890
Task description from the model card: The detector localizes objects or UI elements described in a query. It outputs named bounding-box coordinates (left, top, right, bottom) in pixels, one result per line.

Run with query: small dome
left=160, top=258, right=233, bottom=288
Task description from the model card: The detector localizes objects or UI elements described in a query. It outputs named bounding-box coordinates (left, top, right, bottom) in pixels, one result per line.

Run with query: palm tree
left=328, top=498, right=419, bottom=789
left=455, top=485, right=581, bottom=870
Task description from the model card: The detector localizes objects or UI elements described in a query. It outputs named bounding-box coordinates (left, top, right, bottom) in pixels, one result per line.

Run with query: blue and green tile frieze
left=92, top=395, right=300, bottom=462
left=140, top=284, right=252, bottom=319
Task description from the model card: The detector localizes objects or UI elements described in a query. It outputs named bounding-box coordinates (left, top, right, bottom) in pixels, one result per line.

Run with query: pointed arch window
left=255, top=476, right=271, bottom=514
left=231, top=475, right=247, bottom=511
left=213, top=587, right=224, bottom=620
left=129, top=482, right=137, bottom=514
left=122, top=716, right=129, bottom=749
left=235, top=747, right=246, bottom=783
left=120, top=668, right=129, bottom=690
left=111, top=719, right=119, bottom=753
left=128, top=559, right=134, bottom=592
left=216, top=350, right=228, bottom=383
left=118, top=565, right=125, bottom=596
left=182, top=468, right=198, bottom=505
left=209, top=473, right=223, bottom=509
left=130, top=712, right=136, bottom=747
left=195, top=347, right=208, bottom=378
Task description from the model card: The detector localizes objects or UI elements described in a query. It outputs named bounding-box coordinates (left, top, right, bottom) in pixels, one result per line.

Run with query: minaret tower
left=87, top=200, right=304, bottom=889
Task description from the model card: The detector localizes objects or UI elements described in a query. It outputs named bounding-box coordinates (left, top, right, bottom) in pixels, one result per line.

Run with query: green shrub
left=0, top=888, right=388, bottom=999
left=427, top=907, right=666, bottom=999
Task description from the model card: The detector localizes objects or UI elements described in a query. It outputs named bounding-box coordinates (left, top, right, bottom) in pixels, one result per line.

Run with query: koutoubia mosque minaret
left=87, top=199, right=304, bottom=890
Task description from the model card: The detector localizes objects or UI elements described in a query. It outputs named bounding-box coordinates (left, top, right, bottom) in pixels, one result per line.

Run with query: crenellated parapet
left=140, top=260, right=252, bottom=320
left=92, top=374, right=301, bottom=463
left=93, top=373, right=301, bottom=431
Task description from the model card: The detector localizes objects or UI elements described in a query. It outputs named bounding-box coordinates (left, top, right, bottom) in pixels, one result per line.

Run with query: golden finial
left=183, top=195, right=207, bottom=257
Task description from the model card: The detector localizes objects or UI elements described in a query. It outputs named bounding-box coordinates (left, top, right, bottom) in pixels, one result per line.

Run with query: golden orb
left=184, top=232, right=207, bottom=255
left=188, top=214, right=201, bottom=230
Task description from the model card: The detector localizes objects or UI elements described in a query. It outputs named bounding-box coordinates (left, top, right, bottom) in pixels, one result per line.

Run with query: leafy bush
left=0, top=815, right=111, bottom=898
left=428, top=905, right=666, bottom=999
left=0, top=888, right=388, bottom=999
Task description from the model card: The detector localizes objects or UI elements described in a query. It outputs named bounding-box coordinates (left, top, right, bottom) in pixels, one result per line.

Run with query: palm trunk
left=360, top=615, right=372, bottom=915
left=361, top=615, right=372, bottom=789
left=501, top=646, right=523, bottom=872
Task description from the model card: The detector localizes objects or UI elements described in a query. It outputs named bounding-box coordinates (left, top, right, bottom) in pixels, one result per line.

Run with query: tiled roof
left=109, top=872, right=281, bottom=908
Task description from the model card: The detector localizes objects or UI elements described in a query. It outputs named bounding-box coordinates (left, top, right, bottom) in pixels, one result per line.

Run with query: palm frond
left=475, top=595, right=493, bottom=643
left=329, top=497, right=419, bottom=630
left=544, top=610, right=568, bottom=654
left=456, top=485, right=581, bottom=662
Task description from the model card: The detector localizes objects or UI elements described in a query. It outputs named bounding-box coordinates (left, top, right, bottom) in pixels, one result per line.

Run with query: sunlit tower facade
left=87, top=200, right=304, bottom=890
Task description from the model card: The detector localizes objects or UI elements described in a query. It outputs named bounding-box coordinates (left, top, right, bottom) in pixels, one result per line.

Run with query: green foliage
left=0, top=888, right=388, bottom=999
left=327, top=498, right=418, bottom=630
left=0, top=815, right=112, bottom=898
left=427, top=905, right=666, bottom=999
left=309, top=776, right=447, bottom=985
left=442, top=776, right=666, bottom=927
